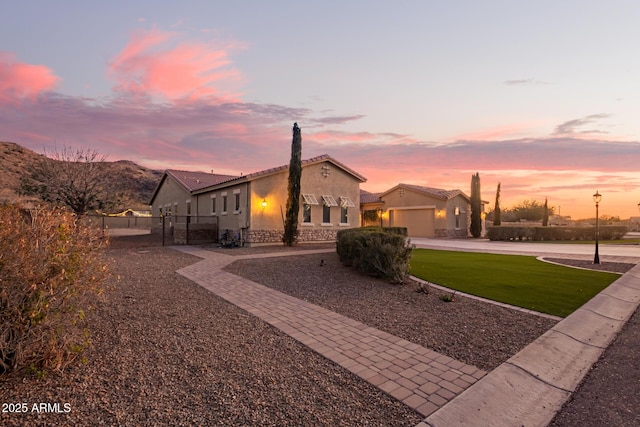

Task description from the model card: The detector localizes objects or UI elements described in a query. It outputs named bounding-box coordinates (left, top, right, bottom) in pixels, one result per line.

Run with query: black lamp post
left=593, top=191, right=601, bottom=264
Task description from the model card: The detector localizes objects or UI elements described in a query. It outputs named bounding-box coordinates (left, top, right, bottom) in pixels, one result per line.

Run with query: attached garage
left=360, top=184, right=472, bottom=238
left=390, top=208, right=435, bottom=237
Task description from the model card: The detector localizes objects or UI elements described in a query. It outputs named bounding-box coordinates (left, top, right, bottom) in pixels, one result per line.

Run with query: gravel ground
left=2, top=235, right=634, bottom=426
left=223, top=247, right=559, bottom=372
left=1, top=241, right=421, bottom=426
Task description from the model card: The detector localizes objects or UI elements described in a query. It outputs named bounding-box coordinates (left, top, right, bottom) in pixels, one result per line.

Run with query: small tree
left=20, top=145, right=117, bottom=215
left=470, top=172, right=482, bottom=237
left=283, top=123, right=302, bottom=246
left=493, top=182, right=502, bottom=226
left=542, top=197, right=549, bottom=226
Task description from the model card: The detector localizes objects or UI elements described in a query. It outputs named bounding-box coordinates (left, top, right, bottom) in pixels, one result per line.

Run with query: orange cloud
left=109, top=28, right=245, bottom=101
left=0, top=52, right=58, bottom=102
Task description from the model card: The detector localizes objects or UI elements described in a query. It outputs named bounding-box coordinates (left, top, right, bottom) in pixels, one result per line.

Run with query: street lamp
left=593, top=191, right=601, bottom=264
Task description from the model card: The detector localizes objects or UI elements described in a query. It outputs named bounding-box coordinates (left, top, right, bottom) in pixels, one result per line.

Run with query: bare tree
left=20, top=146, right=117, bottom=215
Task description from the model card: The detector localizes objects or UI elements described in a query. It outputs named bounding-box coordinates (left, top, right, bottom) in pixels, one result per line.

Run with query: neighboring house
left=149, top=154, right=366, bottom=245
left=360, top=183, right=471, bottom=237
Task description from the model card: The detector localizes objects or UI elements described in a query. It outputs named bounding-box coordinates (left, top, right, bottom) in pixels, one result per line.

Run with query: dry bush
left=0, top=204, right=108, bottom=377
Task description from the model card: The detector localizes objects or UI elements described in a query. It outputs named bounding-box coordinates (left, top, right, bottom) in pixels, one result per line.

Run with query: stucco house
left=149, top=154, right=366, bottom=245
left=360, top=183, right=471, bottom=237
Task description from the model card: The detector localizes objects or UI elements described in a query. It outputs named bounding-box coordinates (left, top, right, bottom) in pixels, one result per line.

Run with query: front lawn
left=410, top=249, right=621, bottom=317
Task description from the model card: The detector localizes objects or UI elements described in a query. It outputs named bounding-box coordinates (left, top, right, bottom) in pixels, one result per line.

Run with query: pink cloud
left=450, top=123, right=538, bottom=141
left=0, top=52, right=59, bottom=102
left=109, top=28, right=246, bottom=101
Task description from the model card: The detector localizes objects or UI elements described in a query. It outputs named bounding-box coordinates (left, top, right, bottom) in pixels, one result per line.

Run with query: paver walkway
left=174, top=246, right=486, bottom=417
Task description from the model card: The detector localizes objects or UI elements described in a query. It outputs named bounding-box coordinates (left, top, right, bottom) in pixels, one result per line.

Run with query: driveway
left=411, top=237, right=640, bottom=261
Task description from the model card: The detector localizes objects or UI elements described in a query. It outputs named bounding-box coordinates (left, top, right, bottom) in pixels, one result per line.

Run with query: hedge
left=336, top=227, right=412, bottom=283
left=487, top=226, right=628, bottom=241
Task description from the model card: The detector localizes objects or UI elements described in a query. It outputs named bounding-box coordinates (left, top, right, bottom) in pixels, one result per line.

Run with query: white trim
left=186, top=199, right=191, bottom=204
left=221, top=191, right=228, bottom=196
left=301, top=223, right=315, bottom=227
left=339, top=196, right=355, bottom=207
left=233, top=189, right=241, bottom=194
left=302, top=194, right=319, bottom=205
left=322, top=195, right=338, bottom=206
left=321, top=223, right=333, bottom=227
left=210, top=194, right=216, bottom=199
left=339, top=223, right=350, bottom=227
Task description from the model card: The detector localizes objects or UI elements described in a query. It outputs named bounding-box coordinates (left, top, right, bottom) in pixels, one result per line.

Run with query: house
left=360, top=183, right=471, bottom=237
left=149, top=154, right=366, bottom=245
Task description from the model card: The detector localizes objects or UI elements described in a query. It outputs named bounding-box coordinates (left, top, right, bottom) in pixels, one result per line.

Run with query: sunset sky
left=1, top=1, right=639, bottom=219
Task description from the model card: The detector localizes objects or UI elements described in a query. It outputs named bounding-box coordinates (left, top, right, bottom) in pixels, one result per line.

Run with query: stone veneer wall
left=246, top=228, right=340, bottom=245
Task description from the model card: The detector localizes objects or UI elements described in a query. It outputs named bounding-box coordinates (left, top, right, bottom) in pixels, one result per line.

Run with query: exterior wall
left=437, top=195, right=470, bottom=237
left=247, top=160, right=362, bottom=245
left=150, top=175, right=191, bottom=230
left=194, top=182, right=250, bottom=240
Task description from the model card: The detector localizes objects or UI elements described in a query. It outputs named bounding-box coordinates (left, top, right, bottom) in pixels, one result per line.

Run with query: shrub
left=336, top=227, right=413, bottom=283
left=0, top=204, right=108, bottom=377
left=487, top=226, right=628, bottom=241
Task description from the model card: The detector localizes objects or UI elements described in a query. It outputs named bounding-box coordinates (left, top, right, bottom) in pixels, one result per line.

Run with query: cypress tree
left=542, top=197, right=549, bottom=226
left=493, top=182, right=502, bottom=226
left=283, top=123, right=302, bottom=246
left=470, top=172, right=482, bottom=237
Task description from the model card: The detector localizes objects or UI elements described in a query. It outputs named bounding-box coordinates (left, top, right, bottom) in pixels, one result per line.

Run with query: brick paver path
left=175, top=247, right=486, bottom=417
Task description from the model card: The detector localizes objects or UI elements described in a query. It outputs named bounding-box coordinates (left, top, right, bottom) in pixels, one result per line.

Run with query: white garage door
left=390, top=209, right=434, bottom=237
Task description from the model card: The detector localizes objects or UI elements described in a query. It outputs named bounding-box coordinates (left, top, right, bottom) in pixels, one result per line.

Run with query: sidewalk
left=175, top=246, right=486, bottom=418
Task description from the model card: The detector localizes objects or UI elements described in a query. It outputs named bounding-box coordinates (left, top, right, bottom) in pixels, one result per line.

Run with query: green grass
left=410, top=249, right=621, bottom=317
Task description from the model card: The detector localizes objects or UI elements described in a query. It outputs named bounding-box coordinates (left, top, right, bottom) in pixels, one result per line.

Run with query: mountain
left=0, top=142, right=163, bottom=211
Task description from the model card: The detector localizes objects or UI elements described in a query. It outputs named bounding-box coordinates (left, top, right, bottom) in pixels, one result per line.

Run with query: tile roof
left=376, top=183, right=469, bottom=201
left=398, top=183, right=467, bottom=200
left=360, top=189, right=383, bottom=204
left=166, top=170, right=240, bottom=192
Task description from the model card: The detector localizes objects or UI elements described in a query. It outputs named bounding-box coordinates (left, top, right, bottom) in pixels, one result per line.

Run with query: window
left=340, top=206, right=348, bottom=224
left=222, top=195, right=227, bottom=213
left=323, top=204, right=331, bottom=223
left=455, top=206, right=460, bottom=229
left=234, top=193, right=240, bottom=212
left=302, top=193, right=319, bottom=205
left=211, top=195, right=216, bottom=215
left=186, top=201, right=191, bottom=223
left=303, top=203, right=311, bottom=223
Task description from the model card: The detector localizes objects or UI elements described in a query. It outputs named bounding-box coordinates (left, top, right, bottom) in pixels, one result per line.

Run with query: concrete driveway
left=410, top=237, right=640, bottom=261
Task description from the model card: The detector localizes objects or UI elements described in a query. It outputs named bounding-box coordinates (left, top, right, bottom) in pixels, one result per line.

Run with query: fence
left=85, top=214, right=218, bottom=246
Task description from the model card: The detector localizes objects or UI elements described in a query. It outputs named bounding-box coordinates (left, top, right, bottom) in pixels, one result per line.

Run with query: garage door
left=390, top=209, right=434, bottom=237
